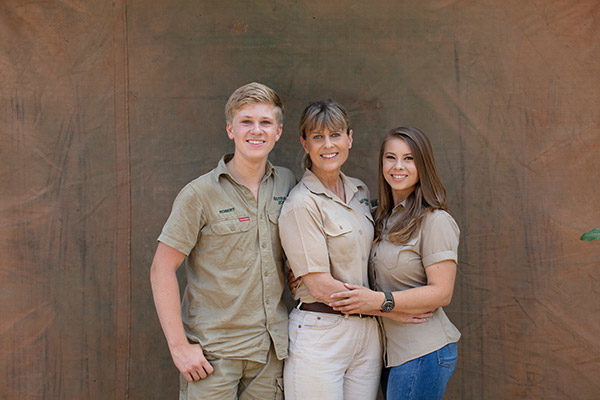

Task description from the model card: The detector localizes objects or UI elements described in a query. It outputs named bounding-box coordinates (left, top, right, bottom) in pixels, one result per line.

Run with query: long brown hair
left=374, top=126, right=448, bottom=244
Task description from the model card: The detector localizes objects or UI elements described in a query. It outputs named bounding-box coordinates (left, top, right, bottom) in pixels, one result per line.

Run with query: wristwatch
left=380, top=291, right=395, bottom=312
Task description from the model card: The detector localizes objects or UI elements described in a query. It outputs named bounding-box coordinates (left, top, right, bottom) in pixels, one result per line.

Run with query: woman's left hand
left=329, top=283, right=382, bottom=315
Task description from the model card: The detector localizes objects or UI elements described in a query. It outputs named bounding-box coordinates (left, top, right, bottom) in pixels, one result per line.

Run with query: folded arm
left=300, top=271, right=348, bottom=304
left=330, top=260, right=456, bottom=321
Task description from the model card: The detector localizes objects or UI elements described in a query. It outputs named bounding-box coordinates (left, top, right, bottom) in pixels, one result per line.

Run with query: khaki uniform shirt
left=158, top=154, right=296, bottom=363
left=372, top=208, right=461, bottom=367
left=278, top=169, right=374, bottom=304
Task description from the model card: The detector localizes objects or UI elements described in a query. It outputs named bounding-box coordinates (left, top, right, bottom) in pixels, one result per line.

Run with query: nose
left=250, top=122, right=261, bottom=132
left=324, top=135, right=333, bottom=147
left=394, top=159, right=405, bottom=170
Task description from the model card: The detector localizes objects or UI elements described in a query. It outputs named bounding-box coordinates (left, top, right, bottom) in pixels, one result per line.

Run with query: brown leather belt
left=299, top=302, right=372, bottom=318
left=300, top=302, right=342, bottom=315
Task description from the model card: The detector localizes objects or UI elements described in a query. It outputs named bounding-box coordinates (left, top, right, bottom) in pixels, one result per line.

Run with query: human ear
left=300, top=136, right=309, bottom=153
left=275, top=124, right=283, bottom=141
left=226, top=123, right=234, bottom=140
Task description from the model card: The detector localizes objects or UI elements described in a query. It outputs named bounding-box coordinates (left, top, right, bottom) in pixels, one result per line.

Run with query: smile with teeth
left=247, top=139, right=265, bottom=145
left=320, top=152, right=338, bottom=159
left=390, top=173, right=408, bottom=181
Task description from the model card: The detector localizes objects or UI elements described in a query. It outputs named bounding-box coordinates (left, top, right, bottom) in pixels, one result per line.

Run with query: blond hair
left=225, top=82, right=284, bottom=124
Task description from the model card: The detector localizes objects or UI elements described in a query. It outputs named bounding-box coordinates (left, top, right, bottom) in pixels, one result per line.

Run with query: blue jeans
left=381, top=342, right=457, bottom=400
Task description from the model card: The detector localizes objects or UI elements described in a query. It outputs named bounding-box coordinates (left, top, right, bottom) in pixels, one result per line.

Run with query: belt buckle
left=345, top=313, right=367, bottom=319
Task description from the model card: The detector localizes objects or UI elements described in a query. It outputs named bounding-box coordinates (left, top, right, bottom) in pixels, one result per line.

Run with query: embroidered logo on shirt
left=273, top=196, right=287, bottom=205
left=359, top=198, right=370, bottom=205
left=239, top=216, right=250, bottom=222
left=218, top=207, right=235, bottom=214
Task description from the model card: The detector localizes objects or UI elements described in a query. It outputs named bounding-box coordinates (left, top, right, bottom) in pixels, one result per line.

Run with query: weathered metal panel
left=2, top=1, right=599, bottom=398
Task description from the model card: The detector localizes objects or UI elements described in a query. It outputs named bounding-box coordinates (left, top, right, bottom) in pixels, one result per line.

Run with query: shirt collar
left=301, top=169, right=361, bottom=205
left=386, top=200, right=408, bottom=229
left=392, top=199, right=407, bottom=212
left=215, top=153, right=275, bottom=182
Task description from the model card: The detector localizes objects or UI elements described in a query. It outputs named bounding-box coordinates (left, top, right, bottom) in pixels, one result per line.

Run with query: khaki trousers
left=284, top=308, right=382, bottom=400
left=179, top=345, right=283, bottom=400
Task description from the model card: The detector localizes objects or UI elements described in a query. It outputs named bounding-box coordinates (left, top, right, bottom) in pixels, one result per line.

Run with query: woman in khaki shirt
left=278, top=100, right=382, bottom=400
left=330, top=126, right=460, bottom=400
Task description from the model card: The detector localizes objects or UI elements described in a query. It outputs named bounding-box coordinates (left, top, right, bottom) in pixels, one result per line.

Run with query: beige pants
left=284, top=308, right=382, bottom=400
left=179, top=345, right=283, bottom=400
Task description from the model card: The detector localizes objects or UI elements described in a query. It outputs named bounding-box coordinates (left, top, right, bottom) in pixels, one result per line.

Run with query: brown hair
left=298, top=100, right=350, bottom=169
left=225, top=82, right=284, bottom=124
left=374, top=126, right=448, bottom=244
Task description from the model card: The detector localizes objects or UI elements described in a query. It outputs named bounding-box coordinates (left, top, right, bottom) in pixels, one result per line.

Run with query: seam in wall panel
left=113, top=0, right=131, bottom=398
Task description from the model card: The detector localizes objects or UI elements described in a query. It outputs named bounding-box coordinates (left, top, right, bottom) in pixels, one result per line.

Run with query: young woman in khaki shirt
left=330, top=126, right=460, bottom=400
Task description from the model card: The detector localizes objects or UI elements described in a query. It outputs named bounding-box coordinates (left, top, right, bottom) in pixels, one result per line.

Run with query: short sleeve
left=278, top=198, right=330, bottom=277
left=157, top=184, right=206, bottom=256
left=421, top=210, right=460, bottom=268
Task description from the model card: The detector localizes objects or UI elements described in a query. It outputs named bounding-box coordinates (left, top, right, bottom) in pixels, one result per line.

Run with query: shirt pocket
left=267, top=204, right=282, bottom=224
left=204, top=218, right=254, bottom=268
left=387, top=238, right=426, bottom=286
left=208, top=218, right=252, bottom=235
left=379, top=237, right=419, bottom=270
left=323, top=219, right=353, bottom=237
left=323, top=218, right=354, bottom=264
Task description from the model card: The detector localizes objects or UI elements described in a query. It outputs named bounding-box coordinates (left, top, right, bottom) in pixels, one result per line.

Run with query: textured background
left=2, top=1, right=599, bottom=398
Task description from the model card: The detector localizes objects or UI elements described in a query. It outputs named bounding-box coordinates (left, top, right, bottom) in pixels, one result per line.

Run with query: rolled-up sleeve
left=158, top=184, right=205, bottom=256
left=278, top=198, right=330, bottom=277
left=421, top=211, right=460, bottom=268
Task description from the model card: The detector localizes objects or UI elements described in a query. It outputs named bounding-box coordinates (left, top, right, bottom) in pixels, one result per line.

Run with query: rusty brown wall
left=2, top=1, right=599, bottom=399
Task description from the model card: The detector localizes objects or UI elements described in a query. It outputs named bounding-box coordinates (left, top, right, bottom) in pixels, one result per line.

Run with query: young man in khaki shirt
left=150, top=82, right=295, bottom=400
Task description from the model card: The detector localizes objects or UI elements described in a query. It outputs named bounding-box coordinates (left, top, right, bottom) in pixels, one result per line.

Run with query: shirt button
left=261, top=242, right=267, bottom=249
left=264, top=271, right=269, bottom=277
left=265, top=298, right=270, bottom=305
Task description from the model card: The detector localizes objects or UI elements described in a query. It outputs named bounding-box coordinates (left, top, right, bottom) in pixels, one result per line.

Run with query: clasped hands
left=287, top=270, right=432, bottom=323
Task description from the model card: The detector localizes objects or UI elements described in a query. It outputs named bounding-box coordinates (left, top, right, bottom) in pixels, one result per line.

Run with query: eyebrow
left=309, top=129, right=343, bottom=135
left=240, top=115, right=274, bottom=120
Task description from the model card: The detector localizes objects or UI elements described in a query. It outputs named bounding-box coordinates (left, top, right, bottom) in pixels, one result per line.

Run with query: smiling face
left=301, top=128, right=353, bottom=178
left=382, top=137, right=419, bottom=204
left=226, top=103, right=282, bottom=163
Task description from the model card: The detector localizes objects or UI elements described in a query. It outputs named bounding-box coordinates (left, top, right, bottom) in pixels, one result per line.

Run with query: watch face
left=381, top=301, right=394, bottom=313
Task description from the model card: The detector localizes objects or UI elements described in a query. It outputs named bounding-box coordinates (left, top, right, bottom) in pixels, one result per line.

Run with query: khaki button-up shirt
left=278, top=169, right=374, bottom=304
left=158, top=154, right=296, bottom=362
left=372, top=208, right=461, bottom=367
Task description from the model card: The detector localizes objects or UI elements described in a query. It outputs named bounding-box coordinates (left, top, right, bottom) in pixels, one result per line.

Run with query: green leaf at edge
left=580, top=228, right=600, bottom=241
